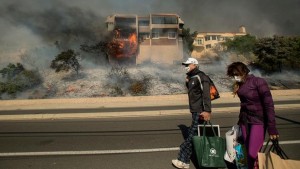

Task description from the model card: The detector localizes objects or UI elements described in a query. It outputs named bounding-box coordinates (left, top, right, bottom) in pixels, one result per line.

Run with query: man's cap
left=182, top=58, right=199, bottom=65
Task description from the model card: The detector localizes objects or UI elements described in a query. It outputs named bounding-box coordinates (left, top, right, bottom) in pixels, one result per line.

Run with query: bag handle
left=191, top=75, right=206, bottom=110
left=202, top=121, right=218, bottom=152
left=261, top=139, right=271, bottom=153
left=191, top=75, right=203, bottom=92
left=262, top=139, right=289, bottom=159
left=202, top=120, right=217, bottom=137
left=272, top=139, right=289, bottom=159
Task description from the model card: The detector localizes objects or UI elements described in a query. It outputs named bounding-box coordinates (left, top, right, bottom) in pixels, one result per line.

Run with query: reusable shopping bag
left=258, top=139, right=300, bottom=169
left=224, top=125, right=240, bottom=162
left=224, top=125, right=247, bottom=168
left=192, top=121, right=226, bottom=168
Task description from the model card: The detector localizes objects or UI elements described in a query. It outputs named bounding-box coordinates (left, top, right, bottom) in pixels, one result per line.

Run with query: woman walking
left=226, top=62, right=279, bottom=169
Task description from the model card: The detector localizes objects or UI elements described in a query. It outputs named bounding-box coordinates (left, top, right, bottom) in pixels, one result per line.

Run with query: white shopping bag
left=224, top=125, right=240, bottom=162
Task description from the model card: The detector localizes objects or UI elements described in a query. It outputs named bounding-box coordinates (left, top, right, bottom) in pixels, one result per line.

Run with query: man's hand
left=200, top=112, right=211, bottom=121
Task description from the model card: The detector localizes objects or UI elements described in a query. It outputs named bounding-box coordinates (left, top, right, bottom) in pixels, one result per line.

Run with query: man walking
left=172, top=58, right=212, bottom=169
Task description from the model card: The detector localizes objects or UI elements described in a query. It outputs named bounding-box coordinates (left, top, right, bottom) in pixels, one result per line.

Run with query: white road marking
left=0, top=147, right=180, bottom=157
left=1, top=140, right=300, bottom=157
left=263, top=140, right=300, bottom=145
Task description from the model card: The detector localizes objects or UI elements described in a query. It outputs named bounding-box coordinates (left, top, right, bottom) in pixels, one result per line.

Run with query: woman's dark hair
left=227, top=62, right=250, bottom=96
left=227, top=62, right=250, bottom=77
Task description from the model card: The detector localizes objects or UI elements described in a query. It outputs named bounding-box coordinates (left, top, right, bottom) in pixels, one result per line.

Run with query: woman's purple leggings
left=240, top=124, right=265, bottom=169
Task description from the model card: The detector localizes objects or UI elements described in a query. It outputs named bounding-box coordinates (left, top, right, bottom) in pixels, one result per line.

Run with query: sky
left=0, top=0, right=299, bottom=66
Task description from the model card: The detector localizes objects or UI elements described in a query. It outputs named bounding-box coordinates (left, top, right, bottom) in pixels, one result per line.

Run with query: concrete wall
left=137, top=45, right=183, bottom=65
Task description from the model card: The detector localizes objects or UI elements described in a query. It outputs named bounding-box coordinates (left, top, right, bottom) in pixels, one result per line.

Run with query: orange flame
left=109, top=29, right=138, bottom=58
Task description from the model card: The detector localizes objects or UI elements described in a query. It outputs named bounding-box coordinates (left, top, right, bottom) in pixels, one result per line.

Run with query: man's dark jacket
left=186, top=68, right=211, bottom=113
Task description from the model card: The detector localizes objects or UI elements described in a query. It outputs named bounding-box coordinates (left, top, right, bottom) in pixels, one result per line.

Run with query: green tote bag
left=192, top=121, right=226, bottom=168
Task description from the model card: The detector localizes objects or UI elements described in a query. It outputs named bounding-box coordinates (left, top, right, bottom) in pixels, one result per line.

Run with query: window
left=168, top=32, right=176, bottom=39
left=205, top=36, right=211, bottom=41
left=115, top=17, right=136, bottom=28
left=138, top=20, right=150, bottom=26
left=152, top=16, right=178, bottom=24
left=144, top=33, right=150, bottom=39
left=195, top=38, right=203, bottom=45
left=206, top=44, right=212, bottom=49
left=152, top=32, right=159, bottom=39
left=139, top=33, right=150, bottom=42
left=212, top=35, right=217, bottom=40
left=164, top=16, right=178, bottom=24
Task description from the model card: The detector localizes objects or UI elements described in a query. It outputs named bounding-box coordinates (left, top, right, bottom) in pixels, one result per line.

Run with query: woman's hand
left=270, top=134, right=279, bottom=140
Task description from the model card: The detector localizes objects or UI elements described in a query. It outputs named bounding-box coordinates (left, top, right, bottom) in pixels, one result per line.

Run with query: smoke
left=1, top=0, right=299, bottom=42
left=0, top=0, right=109, bottom=71
left=170, top=0, right=300, bottom=37
left=0, top=0, right=299, bottom=99
left=0, top=1, right=105, bottom=48
left=1, top=0, right=299, bottom=57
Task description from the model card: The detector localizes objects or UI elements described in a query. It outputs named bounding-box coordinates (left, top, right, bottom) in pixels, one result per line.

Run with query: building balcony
left=151, top=24, right=179, bottom=29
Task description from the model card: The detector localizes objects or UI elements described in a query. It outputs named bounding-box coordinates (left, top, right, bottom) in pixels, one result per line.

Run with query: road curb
left=0, top=104, right=299, bottom=121
left=0, top=89, right=299, bottom=121
left=1, top=90, right=300, bottom=110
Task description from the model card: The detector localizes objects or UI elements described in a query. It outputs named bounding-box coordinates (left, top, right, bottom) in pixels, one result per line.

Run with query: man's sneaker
left=171, top=159, right=190, bottom=169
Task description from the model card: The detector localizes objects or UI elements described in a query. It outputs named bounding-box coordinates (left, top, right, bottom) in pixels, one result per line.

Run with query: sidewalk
left=0, top=89, right=299, bottom=121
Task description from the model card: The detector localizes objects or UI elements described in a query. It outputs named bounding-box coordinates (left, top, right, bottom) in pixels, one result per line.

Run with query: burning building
left=106, top=13, right=184, bottom=65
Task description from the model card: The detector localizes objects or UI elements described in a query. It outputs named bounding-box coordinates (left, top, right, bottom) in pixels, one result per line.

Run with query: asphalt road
left=0, top=107, right=299, bottom=169
left=0, top=100, right=298, bottom=115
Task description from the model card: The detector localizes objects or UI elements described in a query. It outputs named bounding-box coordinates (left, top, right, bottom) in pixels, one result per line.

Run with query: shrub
left=0, top=63, right=42, bottom=98
left=129, top=75, right=152, bottom=96
left=105, top=67, right=152, bottom=96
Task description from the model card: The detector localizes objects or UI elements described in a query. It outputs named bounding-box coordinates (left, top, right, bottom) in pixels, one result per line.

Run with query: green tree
left=0, top=63, right=24, bottom=80
left=51, top=49, right=80, bottom=74
left=285, top=36, right=300, bottom=69
left=181, top=28, right=197, bottom=56
left=253, top=36, right=300, bottom=73
left=224, top=34, right=257, bottom=55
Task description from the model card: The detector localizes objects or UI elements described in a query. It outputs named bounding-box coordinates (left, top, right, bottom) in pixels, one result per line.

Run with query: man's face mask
left=234, top=76, right=243, bottom=82
left=184, top=66, right=190, bottom=73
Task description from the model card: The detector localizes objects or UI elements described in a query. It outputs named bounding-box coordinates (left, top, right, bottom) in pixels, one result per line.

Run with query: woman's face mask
left=234, top=76, right=243, bottom=82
